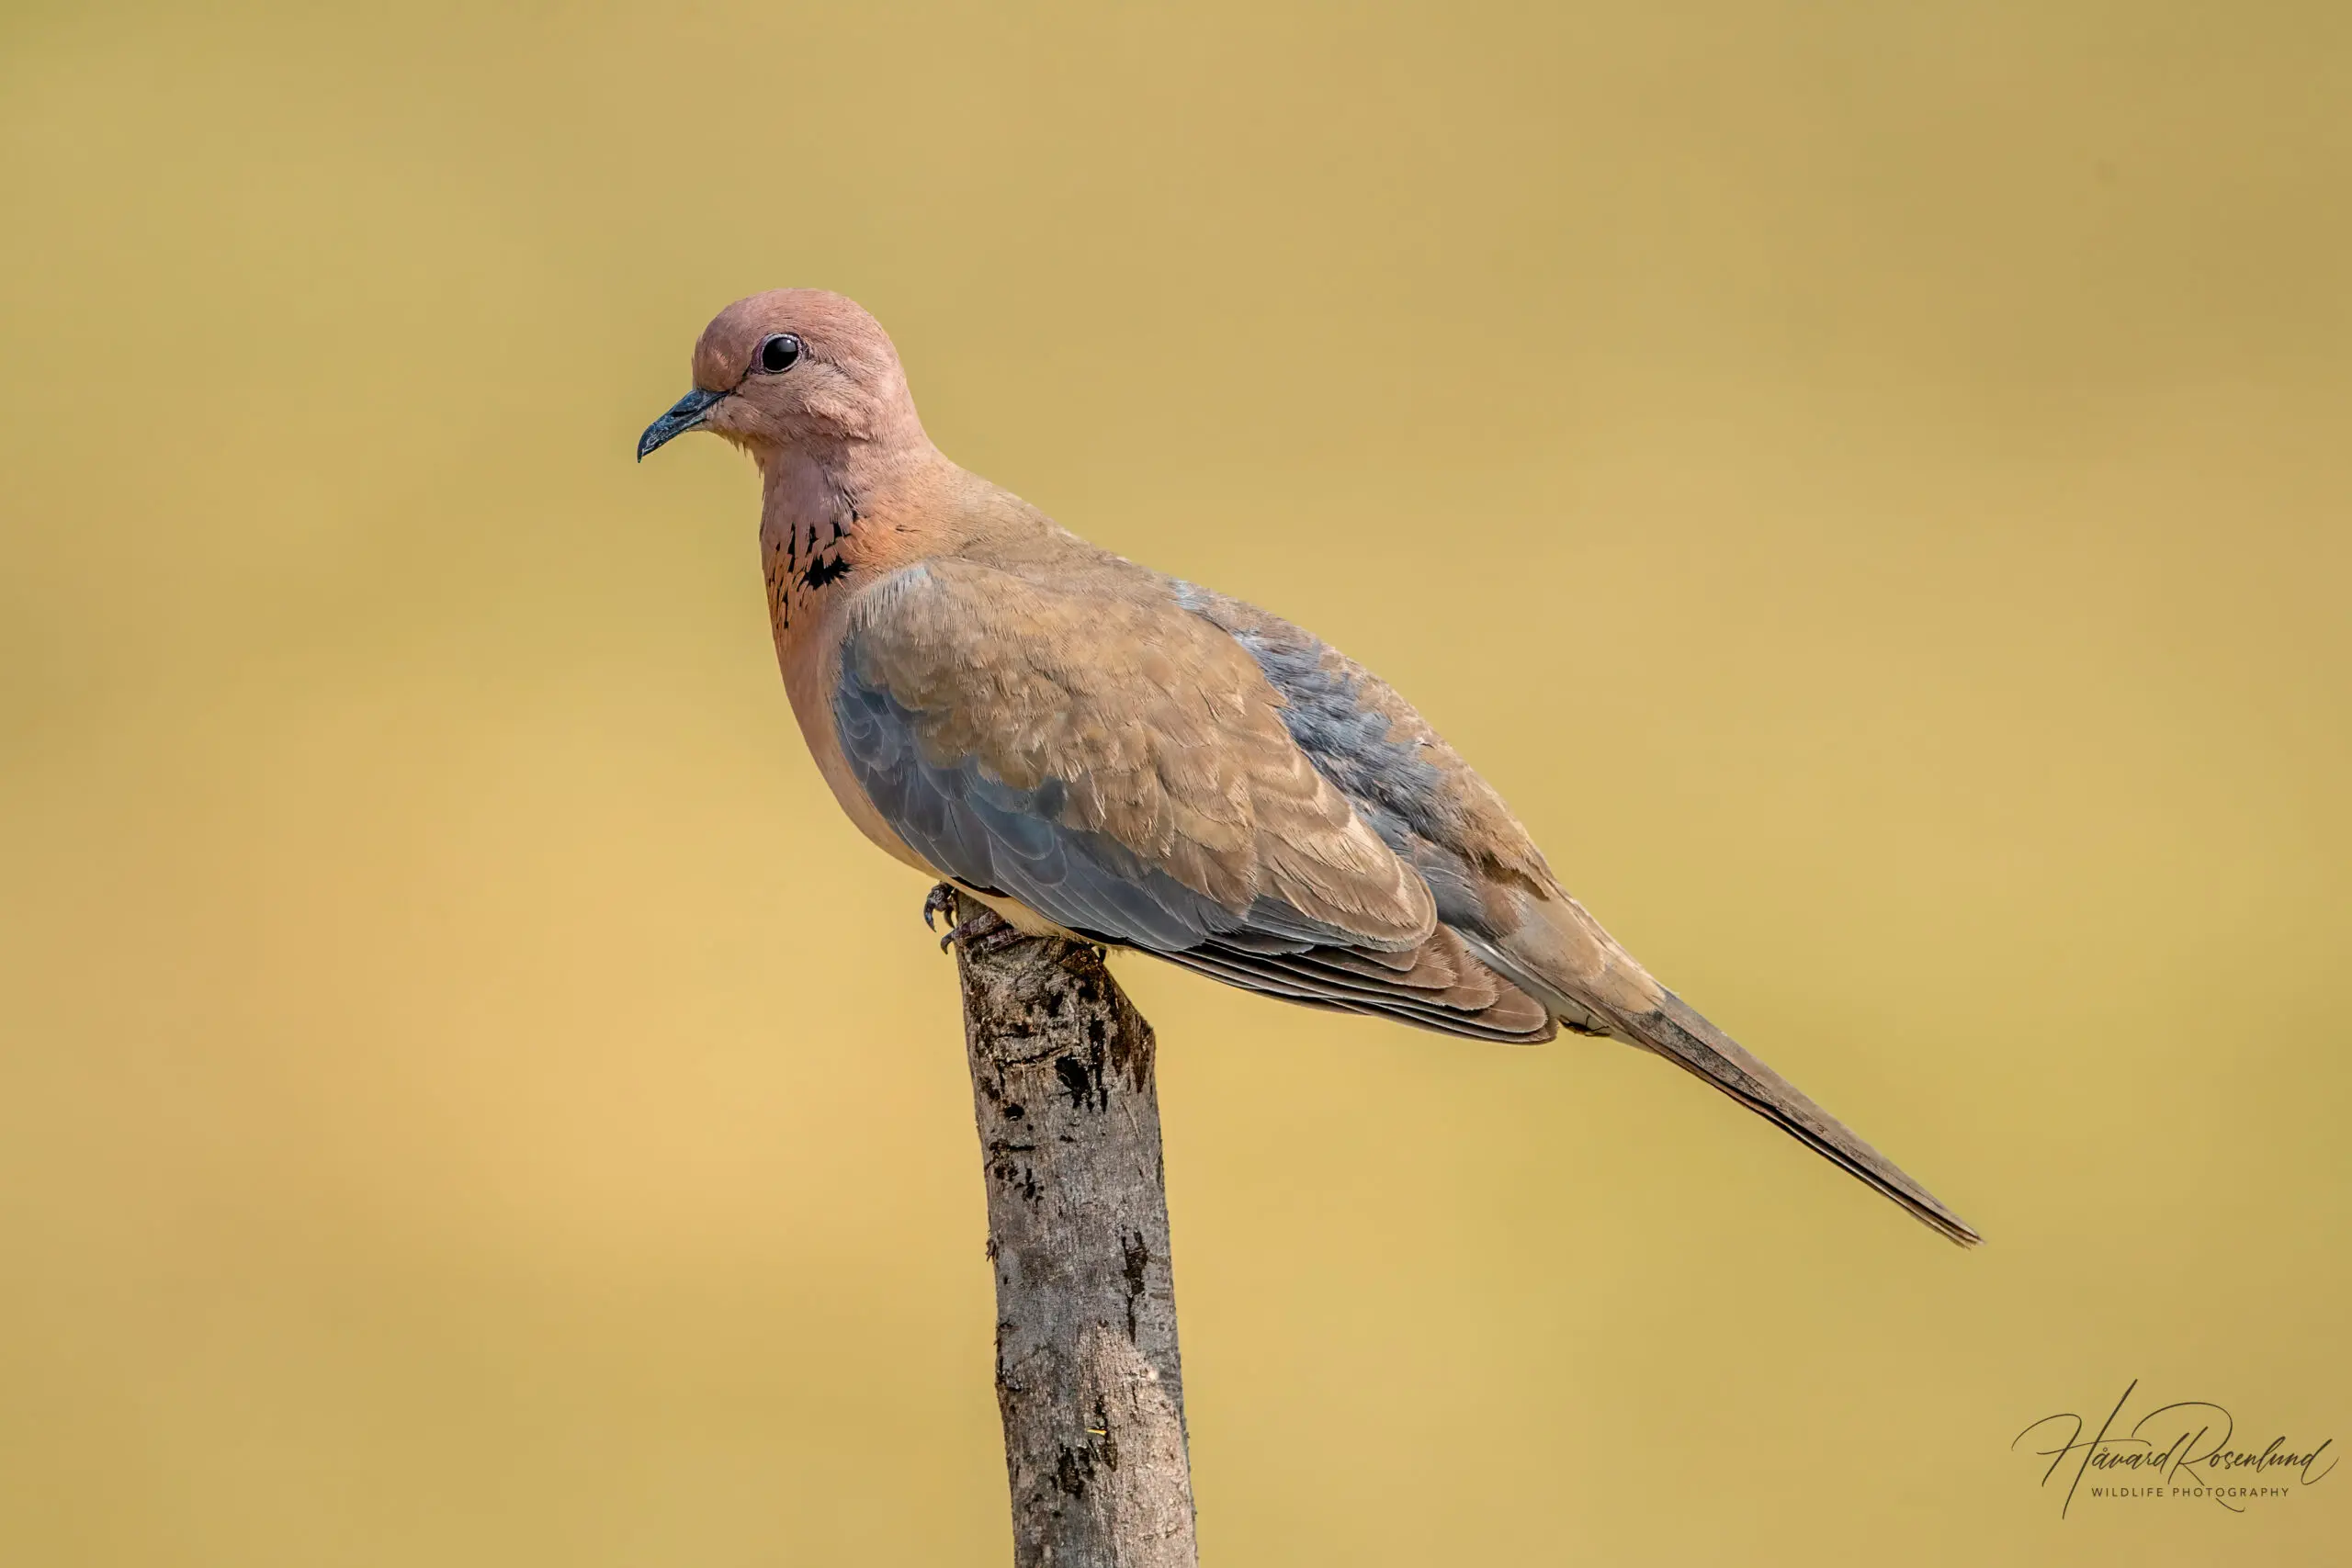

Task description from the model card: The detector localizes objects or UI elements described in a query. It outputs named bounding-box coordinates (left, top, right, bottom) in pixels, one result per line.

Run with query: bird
left=638, top=288, right=1979, bottom=1247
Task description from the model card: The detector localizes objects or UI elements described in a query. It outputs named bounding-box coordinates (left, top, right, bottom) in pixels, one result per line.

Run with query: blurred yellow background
left=3, top=2, right=2346, bottom=1562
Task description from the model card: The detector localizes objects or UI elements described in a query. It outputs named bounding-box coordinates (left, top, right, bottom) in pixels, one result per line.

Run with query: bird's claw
left=933, top=901, right=1027, bottom=956
left=924, top=883, right=1023, bottom=953
left=952, top=915, right=1030, bottom=956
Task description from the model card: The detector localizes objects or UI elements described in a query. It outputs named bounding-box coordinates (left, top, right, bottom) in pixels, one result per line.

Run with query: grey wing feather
left=833, top=625, right=1555, bottom=1042
left=1171, top=581, right=1612, bottom=1037
left=835, top=650, right=1369, bottom=953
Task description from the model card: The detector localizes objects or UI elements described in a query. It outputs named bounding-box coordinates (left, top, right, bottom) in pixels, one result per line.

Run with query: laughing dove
left=639, top=289, right=1979, bottom=1246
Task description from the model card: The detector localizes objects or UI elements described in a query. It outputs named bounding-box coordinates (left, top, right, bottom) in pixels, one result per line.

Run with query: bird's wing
left=833, top=558, right=1436, bottom=952
left=1175, top=585, right=1982, bottom=1245
left=831, top=558, right=1554, bottom=1040
left=1168, top=582, right=1654, bottom=1033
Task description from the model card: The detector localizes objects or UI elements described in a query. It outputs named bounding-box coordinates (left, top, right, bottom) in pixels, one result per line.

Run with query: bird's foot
left=923, top=883, right=1028, bottom=956
left=943, top=910, right=1028, bottom=956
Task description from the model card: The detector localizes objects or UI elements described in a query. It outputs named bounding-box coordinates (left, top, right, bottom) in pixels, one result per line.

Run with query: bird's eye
left=757, top=333, right=803, bottom=374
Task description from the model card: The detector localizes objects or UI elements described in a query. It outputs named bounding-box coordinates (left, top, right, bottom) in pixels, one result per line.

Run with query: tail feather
left=1611, top=989, right=1982, bottom=1247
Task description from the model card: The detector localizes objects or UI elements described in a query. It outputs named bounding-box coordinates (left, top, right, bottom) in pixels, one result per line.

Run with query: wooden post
left=938, top=886, right=1201, bottom=1568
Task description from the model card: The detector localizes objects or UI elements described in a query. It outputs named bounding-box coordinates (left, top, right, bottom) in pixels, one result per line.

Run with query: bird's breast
left=775, top=581, right=942, bottom=883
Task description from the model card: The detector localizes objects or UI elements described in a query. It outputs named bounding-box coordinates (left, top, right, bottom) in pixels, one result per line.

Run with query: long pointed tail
left=1609, top=989, right=1982, bottom=1247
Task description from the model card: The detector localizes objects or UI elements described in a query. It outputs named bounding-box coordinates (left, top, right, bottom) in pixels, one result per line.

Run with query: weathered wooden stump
left=935, top=886, right=1200, bottom=1568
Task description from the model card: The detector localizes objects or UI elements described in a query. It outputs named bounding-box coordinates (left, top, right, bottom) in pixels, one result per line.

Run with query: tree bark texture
left=944, top=887, right=1200, bottom=1568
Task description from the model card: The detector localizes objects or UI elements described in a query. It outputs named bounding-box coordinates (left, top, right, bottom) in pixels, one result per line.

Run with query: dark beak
left=637, top=387, right=726, bottom=461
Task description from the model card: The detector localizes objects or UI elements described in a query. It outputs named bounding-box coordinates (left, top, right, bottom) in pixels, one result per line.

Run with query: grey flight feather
left=831, top=593, right=1557, bottom=1043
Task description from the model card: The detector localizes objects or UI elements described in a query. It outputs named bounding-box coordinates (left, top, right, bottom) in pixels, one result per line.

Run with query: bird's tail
left=1607, top=988, right=1981, bottom=1247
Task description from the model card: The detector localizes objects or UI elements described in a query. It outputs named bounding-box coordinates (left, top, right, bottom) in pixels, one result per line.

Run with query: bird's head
left=638, top=288, right=923, bottom=465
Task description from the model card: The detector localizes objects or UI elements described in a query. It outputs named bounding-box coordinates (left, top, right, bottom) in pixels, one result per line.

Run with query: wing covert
left=831, top=560, right=1437, bottom=955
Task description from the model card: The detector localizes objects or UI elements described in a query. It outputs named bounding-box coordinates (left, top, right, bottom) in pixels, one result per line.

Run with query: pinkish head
left=638, top=288, right=924, bottom=463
